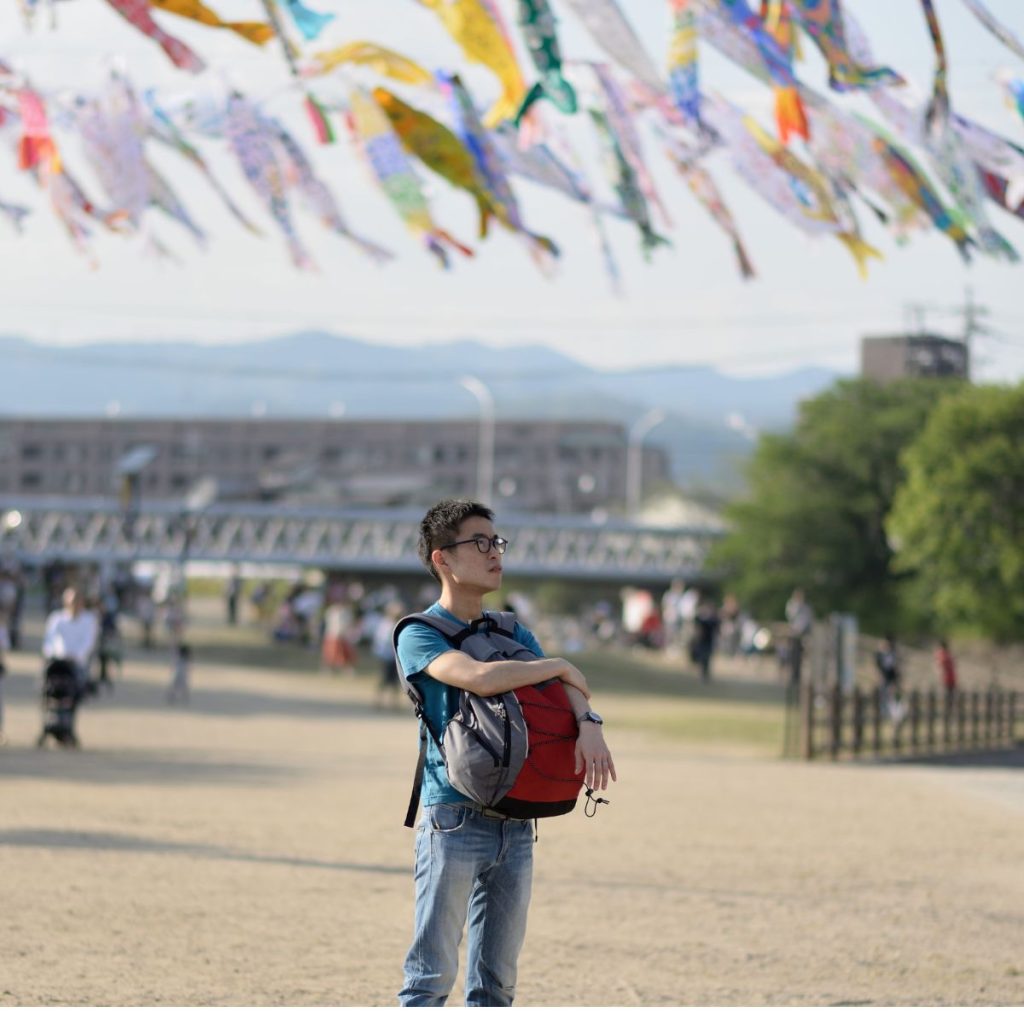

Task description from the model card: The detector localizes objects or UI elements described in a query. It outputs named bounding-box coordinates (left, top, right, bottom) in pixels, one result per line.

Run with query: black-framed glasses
left=440, top=534, right=509, bottom=555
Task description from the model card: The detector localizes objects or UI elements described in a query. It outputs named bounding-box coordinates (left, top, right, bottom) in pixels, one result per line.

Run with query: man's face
left=437, top=515, right=504, bottom=593
left=64, top=589, right=83, bottom=615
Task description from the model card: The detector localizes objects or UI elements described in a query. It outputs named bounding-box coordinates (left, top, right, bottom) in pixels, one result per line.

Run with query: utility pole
left=626, top=408, right=666, bottom=520
left=957, top=286, right=990, bottom=346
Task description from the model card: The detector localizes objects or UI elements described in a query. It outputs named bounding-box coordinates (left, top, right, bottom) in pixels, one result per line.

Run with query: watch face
left=583, top=711, right=603, bottom=725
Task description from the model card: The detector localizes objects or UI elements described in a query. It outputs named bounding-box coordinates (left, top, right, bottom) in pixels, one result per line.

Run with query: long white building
left=0, top=417, right=670, bottom=517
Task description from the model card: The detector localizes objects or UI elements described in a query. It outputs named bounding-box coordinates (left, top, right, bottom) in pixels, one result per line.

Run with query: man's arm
left=425, top=649, right=591, bottom=700
left=561, top=681, right=616, bottom=791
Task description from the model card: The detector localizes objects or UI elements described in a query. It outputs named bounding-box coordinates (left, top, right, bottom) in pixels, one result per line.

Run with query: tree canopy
left=888, top=382, right=1024, bottom=642
left=709, top=376, right=961, bottom=633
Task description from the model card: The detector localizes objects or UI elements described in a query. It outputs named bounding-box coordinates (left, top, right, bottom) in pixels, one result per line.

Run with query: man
left=42, top=587, right=99, bottom=689
left=784, top=588, right=814, bottom=686
left=395, top=499, right=616, bottom=1007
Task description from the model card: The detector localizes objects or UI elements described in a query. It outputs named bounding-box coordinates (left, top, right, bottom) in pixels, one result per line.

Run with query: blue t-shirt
left=396, top=601, right=545, bottom=807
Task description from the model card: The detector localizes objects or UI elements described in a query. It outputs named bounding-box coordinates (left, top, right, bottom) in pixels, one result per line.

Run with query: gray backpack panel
left=394, top=611, right=534, bottom=809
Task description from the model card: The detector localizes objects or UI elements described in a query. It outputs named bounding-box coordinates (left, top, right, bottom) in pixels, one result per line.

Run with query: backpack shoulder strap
left=392, top=612, right=471, bottom=830
left=483, top=610, right=518, bottom=638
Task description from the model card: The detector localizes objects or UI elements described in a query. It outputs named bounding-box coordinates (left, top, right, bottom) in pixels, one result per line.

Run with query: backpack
left=393, top=610, right=584, bottom=827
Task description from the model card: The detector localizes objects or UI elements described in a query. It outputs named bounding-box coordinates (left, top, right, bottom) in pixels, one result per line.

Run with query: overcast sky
left=2, top=0, right=1024, bottom=381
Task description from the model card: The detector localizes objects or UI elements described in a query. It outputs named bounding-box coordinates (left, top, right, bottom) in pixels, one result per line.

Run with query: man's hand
left=575, top=722, right=616, bottom=791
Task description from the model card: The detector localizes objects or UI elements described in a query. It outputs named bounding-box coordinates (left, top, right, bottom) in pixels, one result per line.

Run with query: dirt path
left=1, top=623, right=1022, bottom=1007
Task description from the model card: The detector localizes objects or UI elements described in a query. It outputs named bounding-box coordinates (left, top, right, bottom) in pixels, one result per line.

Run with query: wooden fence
left=798, top=683, right=1019, bottom=760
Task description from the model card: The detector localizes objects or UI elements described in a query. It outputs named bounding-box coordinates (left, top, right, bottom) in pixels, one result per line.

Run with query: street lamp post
left=626, top=408, right=666, bottom=520
left=460, top=375, right=496, bottom=507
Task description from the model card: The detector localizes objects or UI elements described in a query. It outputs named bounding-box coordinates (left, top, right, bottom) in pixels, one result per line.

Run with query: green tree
left=888, top=382, right=1024, bottom=642
left=709, top=377, right=960, bottom=632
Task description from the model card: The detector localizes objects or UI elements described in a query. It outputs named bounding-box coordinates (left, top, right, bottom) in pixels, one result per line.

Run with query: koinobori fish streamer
left=1, top=0, right=1023, bottom=279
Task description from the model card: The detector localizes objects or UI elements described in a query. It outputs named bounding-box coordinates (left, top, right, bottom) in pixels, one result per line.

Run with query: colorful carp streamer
left=717, top=0, right=808, bottom=142
left=590, top=106, right=669, bottom=260
left=662, top=131, right=756, bottom=278
left=515, top=0, right=578, bottom=122
left=561, top=0, right=664, bottom=95
left=225, top=93, right=315, bottom=269
left=101, top=0, right=206, bottom=73
left=305, top=42, right=433, bottom=86
left=844, top=7, right=1017, bottom=262
left=667, top=0, right=702, bottom=130
left=998, top=72, right=1024, bottom=126
left=417, top=0, right=528, bottom=127
left=438, top=71, right=559, bottom=264
left=372, top=85, right=501, bottom=237
left=4, top=0, right=1024, bottom=281
left=279, top=0, right=334, bottom=42
left=789, top=0, right=903, bottom=92
left=961, top=0, right=1024, bottom=63
left=149, top=0, right=274, bottom=47
left=346, top=87, right=474, bottom=268
left=919, top=0, right=950, bottom=131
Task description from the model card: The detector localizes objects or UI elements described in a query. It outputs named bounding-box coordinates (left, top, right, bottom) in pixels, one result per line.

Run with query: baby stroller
left=37, top=658, right=84, bottom=748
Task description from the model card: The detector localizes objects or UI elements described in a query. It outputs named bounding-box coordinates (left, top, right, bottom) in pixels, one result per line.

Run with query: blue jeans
left=398, top=803, right=534, bottom=1007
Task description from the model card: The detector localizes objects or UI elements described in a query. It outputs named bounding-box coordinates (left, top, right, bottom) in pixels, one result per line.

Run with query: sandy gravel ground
left=1, top=616, right=1022, bottom=1007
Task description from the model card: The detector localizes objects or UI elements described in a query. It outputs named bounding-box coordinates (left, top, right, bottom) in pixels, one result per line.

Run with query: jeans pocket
left=428, top=803, right=467, bottom=834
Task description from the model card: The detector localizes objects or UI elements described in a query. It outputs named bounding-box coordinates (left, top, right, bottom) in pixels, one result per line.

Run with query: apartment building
left=0, top=417, right=670, bottom=516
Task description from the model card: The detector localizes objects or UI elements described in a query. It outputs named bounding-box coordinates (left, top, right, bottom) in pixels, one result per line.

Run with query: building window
left=21, top=444, right=43, bottom=460
left=20, top=471, right=42, bottom=488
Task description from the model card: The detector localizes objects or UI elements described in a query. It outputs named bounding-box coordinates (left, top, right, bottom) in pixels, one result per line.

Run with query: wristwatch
left=577, top=710, right=604, bottom=726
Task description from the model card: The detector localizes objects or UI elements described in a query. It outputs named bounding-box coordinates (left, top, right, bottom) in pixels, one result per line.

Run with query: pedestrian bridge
left=1, top=497, right=724, bottom=584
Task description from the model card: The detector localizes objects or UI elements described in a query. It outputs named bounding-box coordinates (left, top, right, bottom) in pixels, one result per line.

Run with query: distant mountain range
left=0, top=333, right=839, bottom=492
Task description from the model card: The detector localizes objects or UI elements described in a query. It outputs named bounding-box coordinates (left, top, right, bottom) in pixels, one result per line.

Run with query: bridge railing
left=0, top=497, right=724, bottom=582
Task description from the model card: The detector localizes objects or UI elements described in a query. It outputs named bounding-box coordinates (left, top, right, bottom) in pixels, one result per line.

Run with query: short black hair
left=418, top=499, right=494, bottom=581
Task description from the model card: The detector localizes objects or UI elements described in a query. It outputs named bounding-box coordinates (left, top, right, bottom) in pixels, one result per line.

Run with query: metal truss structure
left=1, top=498, right=723, bottom=583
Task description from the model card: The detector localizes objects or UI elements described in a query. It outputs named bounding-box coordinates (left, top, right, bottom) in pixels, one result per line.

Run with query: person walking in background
left=321, top=595, right=357, bottom=673
left=661, top=579, right=685, bottom=652
left=372, top=599, right=405, bottom=708
left=136, top=586, right=156, bottom=648
left=97, top=589, right=122, bottom=691
left=225, top=570, right=242, bottom=626
left=167, top=643, right=191, bottom=705
left=935, top=638, right=958, bottom=712
left=875, top=635, right=904, bottom=723
left=784, top=588, right=814, bottom=687
left=690, top=596, right=720, bottom=682
left=678, top=583, right=700, bottom=652
left=0, top=560, right=24, bottom=650
left=719, top=593, right=741, bottom=658
left=164, top=594, right=186, bottom=648
left=0, top=607, right=9, bottom=744
left=42, top=587, right=99, bottom=696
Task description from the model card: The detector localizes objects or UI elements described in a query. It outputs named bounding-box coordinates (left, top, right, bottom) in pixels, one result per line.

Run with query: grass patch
left=560, top=647, right=785, bottom=704
left=615, top=700, right=786, bottom=750
left=552, top=647, right=788, bottom=753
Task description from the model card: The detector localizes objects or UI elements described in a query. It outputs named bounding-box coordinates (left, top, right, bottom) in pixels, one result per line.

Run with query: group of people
left=873, top=634, right=960, bottom=723
left=228, top=574, right=410, bottom=707
left=0, top=564, right=195, bottom=747
left=618, top=582, right=765, bottom=682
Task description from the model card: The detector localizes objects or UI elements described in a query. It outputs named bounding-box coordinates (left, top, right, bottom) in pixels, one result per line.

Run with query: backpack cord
left=584, top=788, right=610, bottom=818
